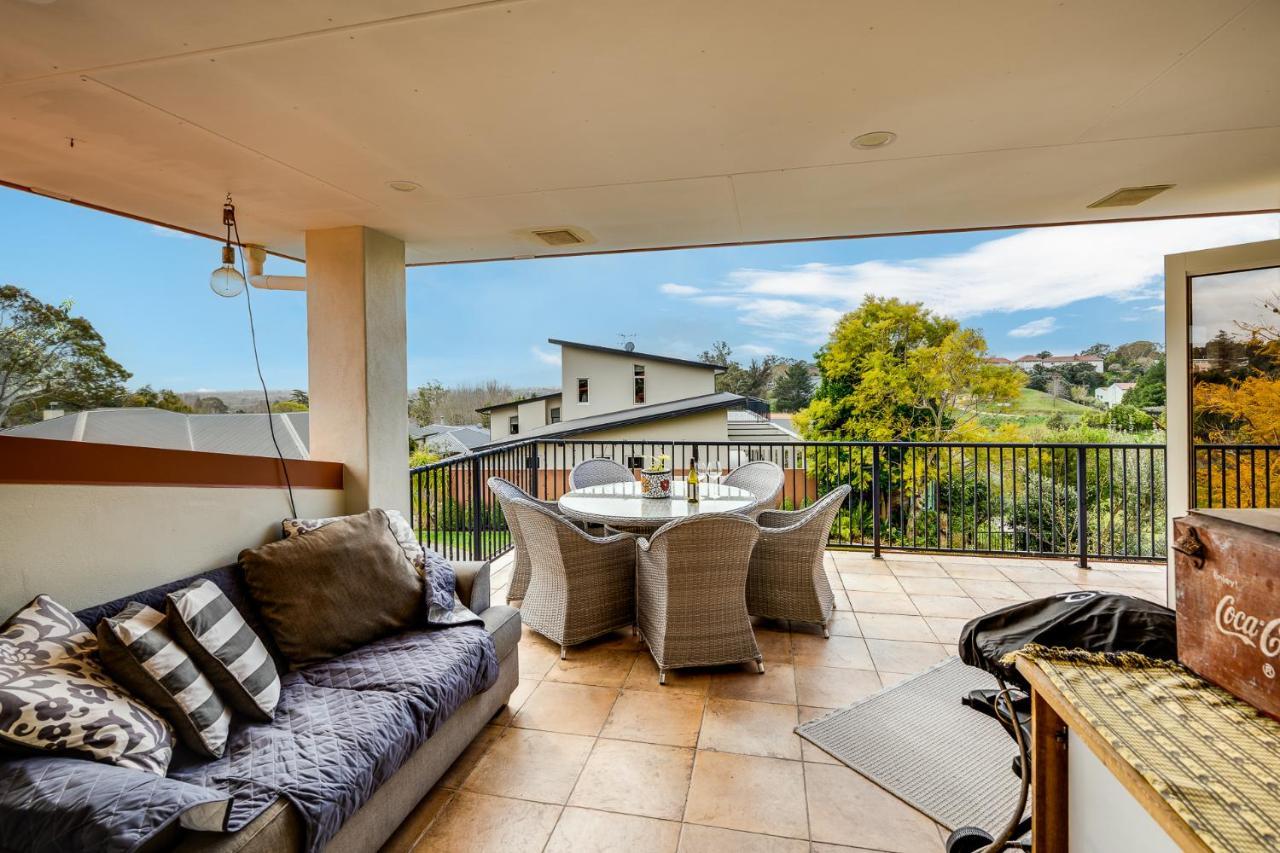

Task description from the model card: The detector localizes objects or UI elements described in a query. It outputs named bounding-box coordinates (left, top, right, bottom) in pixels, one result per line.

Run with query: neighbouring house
left=408, top=422, right=491, bottom=457
left=1095, top=382, right=1136, bottom=407
left=999, top=353, right=1106, bottom=373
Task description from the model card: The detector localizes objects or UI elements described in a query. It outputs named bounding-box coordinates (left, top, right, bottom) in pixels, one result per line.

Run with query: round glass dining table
left=557, top=480, right=757, bottom=529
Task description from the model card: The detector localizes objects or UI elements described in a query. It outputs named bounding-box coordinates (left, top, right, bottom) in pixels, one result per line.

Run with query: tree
left=1123, top=358, right=1166, bottom=408
left=795, top=296, right=1024, bottom=441
left=772, top=361, right=814, bottom=411
left=123, top=385, right=192, bottom=413
left=408, top=381, right=446, bottom=425
left=289, top=389, right=309, bottom=406
left=0, top=285, right=131, bottom=426
left=271, top=400, right=308, bottom=413
left=699, top=341, right=780, bottom=398
left=192, top=395, right=229, bottom=414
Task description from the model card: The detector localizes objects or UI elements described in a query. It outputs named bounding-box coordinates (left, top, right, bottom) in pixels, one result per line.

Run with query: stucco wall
left=0, top=484, right=344, bottom=616
left=487, top=403, right=518, bottom=439
left=560, top=347, right=717, bottom=421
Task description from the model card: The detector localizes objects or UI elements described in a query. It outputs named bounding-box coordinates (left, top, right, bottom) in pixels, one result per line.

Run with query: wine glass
left=705, top=459, right=724, bottom=492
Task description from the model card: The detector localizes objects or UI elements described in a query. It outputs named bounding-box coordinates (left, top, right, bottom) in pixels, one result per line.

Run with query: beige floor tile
left=812, top=843, right=921, bottom=853
left=512, top=681, right=618, bottom=736
left=794, top=665, right=883, bottom=709
left=897, top=576, right=965, bottom=596
left=698, top=697, right=801, bottom=760
left=880, top=551, right=940, bottom=563
left=545, top=807, right=681, bottom=853
left=676, top=823, right=809, bottom=853
left=414, top=791, right=560, bottom=853
left=924, top=617, right=969, bottom=645
left=753, top=627, right=792, bottom=659
left=437, top=724, right=503, bottom=789
left=791, top=634, right=875, bottom=670
left=954, top=579, right=1029, bottom=600
left=592, top=628, right=648, bottom=653
left=841, top=573, right=905, bottom=593
left=601, top=689, right=706, bottom=748
left=797, top=705, right=839, bottom=765
left=463, top=727, right=595, bottom=804
left=805, top=763, right=941, bottom=852
left=1003, top=565, right=1077, bottom=584
left=1015, top=580, right=1080, bottom=598
left=886, top=560, right=949, bottom=578
left=709, top=662, right=797, bottom=705
left=877, top=670, right=915, bottom=689
left=518, top=641, right=561, bottom=680
left=627, top=654, right=713, bottom=695
left=831, top=589, right=854, bottom=611
left=939, top=563, right=1006, bottom=580
left=832, top=559, right=894, bottom=576
left=684, top=751, right=809, bottom=839
left=866, top=639, right=951, bottom=675
left=544, top=649, right=639, bottom=688
left=382, top=787, right=454, bottom=853
left=848, top=591, right=918, bottom=615
left=491, top=676, right=538, bottom=725
left=826, top=611, right=862, bottom=637
left=855, top=613, right=937, bottom=642
left=909, top=595, right=982, bottom=618
left=569, top=739, right=695, bottom=821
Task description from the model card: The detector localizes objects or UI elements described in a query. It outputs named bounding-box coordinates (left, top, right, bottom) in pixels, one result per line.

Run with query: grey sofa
left=59, top=560, right=520, bottom=853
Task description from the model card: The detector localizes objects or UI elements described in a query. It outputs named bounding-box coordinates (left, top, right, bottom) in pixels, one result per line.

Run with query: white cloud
left=1008, top=316, right=1057, bottom=338
left=659, top=214, right=1280, bottom=341
left=659, top=282, right=700, bottom=296
left=735, top=343, right=776, bottom=358
left=530, top=345, right=561, bottom=366
left=150, top=224, right=193, bottom=240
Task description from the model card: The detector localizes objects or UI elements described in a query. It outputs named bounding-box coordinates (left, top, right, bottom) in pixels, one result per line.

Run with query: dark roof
left=474, top=391, right=562, bottom=414
left=1, top=408, right=310, bottom=459
left=424, top=425, right=491, bottom=454
left=548, top=339, right=726, bottom=372
left=478, top=392, right=744, bottom=447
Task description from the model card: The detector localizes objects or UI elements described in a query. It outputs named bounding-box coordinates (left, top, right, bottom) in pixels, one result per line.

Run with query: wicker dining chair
left=488, top=476, right=568, bottom=603
left=568, top=457, right=634, bottom=490
left=723, top=460, right=785, bottom=516
left=505, top=496, right=638, bottom=658
left=747, top=485, right=851, bottom=636
left=636, top=513, right=762, bottom=684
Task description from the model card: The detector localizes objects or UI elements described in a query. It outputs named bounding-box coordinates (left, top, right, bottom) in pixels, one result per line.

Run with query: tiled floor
left=385, top=551, right=1167, bottom=853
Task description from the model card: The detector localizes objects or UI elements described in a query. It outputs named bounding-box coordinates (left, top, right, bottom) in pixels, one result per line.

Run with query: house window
left=508, top=415, right=519, bottom=435
left=577, top=378, right=589, bottom=403
left=633, top=364, right=646, bottom=404
left=549, top=406, right=561, bottom=424
left=625, top=456, right=646, bottom=470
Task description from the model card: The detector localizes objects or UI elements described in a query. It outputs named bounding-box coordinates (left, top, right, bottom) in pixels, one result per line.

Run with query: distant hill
left=178, top=390, right=295, bottom=413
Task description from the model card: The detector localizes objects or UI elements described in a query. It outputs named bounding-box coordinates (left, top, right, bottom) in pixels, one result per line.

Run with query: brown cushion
left=238, top=509, right=423, bottom=668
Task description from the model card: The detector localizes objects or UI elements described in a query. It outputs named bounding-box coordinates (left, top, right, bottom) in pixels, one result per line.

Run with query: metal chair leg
left=659, top=668, right=667, bottom=685
left=560, top=646, right=567, bottom=660
left=755, top=658, right=766, bottom=674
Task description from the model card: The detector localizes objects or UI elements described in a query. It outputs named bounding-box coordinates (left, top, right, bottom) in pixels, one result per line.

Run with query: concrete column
left=305, top=226, right=408, bottom=516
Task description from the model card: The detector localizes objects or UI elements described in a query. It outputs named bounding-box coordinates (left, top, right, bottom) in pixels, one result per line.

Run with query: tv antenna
left=618, top=333, right=637, bottom=352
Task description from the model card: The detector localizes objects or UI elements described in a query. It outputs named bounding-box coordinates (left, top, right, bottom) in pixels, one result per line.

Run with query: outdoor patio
left=384, top=551, right=1167, bottom=852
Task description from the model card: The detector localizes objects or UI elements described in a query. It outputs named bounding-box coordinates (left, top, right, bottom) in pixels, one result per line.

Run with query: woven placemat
left=796, top=657, right=1023, bottom=832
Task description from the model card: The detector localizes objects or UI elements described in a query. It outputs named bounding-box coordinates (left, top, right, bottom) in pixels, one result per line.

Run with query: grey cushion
left=482, top=605, right=521, bottom=661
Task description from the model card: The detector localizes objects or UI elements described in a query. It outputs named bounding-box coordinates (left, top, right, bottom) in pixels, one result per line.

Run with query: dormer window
left=633, top=364, right=646, bottom=404
left=577, top=378, right=589, bottom=404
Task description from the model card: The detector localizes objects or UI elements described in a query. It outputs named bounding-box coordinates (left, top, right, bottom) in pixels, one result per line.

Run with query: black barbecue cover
left=958, top=590, right=1176, bottom=688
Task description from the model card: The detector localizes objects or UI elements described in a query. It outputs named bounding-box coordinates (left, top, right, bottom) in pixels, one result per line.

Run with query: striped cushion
left=166, top=580, right=280, bottom=722
left=96, top=602, right=230, bottom=759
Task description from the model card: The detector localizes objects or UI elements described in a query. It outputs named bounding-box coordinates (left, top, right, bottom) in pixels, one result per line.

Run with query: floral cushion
left=0, top=595, right=173, bottom=775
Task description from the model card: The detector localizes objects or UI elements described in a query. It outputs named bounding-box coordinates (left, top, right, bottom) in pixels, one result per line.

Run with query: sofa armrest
left=452, top=561, right=491, bottom=613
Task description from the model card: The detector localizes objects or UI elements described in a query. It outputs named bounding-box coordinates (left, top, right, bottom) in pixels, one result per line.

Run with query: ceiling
left=1, top=0, right=1278, bottom=264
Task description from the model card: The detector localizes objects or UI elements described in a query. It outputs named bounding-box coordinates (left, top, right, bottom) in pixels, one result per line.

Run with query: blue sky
left=2, top=186, right=1277, bottom=392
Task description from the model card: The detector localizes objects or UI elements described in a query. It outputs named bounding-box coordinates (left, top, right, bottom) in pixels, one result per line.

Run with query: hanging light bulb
left=209, top=196, right=246, bottom=297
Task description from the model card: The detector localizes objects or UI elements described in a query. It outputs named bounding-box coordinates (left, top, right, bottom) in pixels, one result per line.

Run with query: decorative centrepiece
left=640, top=455, right=673, bottom=499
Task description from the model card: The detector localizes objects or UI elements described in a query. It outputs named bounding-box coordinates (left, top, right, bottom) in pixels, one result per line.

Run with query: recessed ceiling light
left=530, top=227, right=587, bottom=247
left=851, top=131, right=897, bottom=150
left=386, top=180, right=421, bottom=193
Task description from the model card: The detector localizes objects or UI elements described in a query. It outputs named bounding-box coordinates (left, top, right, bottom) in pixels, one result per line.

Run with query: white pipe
left=245, top=244, right=307, bottom=291
left=250, top=274, right=307, bottom=291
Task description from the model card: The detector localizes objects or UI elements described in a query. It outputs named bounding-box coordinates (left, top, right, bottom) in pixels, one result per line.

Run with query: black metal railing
left=409, top=438, right=1278, bottom=567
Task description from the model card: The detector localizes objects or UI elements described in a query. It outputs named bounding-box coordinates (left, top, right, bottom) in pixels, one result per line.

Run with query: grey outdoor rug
left=796, top=656, right=1024, bottom=833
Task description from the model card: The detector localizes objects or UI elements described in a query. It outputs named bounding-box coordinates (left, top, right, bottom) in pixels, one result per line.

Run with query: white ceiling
left=1, top=0, right=1278, bottom=264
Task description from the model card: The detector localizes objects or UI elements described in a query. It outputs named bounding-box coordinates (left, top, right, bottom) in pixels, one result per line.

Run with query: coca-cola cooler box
left=1173, top=508, right=1280, bottom=719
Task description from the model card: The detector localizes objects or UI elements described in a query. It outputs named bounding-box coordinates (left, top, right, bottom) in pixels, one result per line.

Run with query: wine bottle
left=687, top=457, right=699, bottom=504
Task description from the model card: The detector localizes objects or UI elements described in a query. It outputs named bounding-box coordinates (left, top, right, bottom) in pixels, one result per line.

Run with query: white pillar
left=305, top=226, right=409, bottom=516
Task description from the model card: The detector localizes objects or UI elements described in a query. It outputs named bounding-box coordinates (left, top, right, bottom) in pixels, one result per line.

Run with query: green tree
left=795, top=296, right=1024, bottom=441
left=408, top=381, right=445, bottom=425
left=699, top=341, right=780, bottom=398
left=0, top=285, right=131, bottom=426
left=771, top=361, right=814, bottom=411
left=289, top=389, right=309, bottom=406
left=192, top=395, right=229, bottom=414
left=1123, top=358, right=1166, bottom=408
left=271, top=400, right=308, bottom=413
left=123, top=385, right=193, bottom=413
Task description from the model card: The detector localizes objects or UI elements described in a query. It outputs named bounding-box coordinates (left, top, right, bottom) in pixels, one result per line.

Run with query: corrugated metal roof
left=2, top=408, right=309, bottom=458
left=727, top=410, right=801, bottom=442
left=479, top=392, right=744, bottom=447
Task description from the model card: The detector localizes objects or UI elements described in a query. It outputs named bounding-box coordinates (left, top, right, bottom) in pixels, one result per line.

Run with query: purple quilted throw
left=422, top=547, right=483, bottom=628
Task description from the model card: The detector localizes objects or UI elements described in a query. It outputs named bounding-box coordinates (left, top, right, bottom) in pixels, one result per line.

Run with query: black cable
left=228, top=206, right=297, bottom=518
